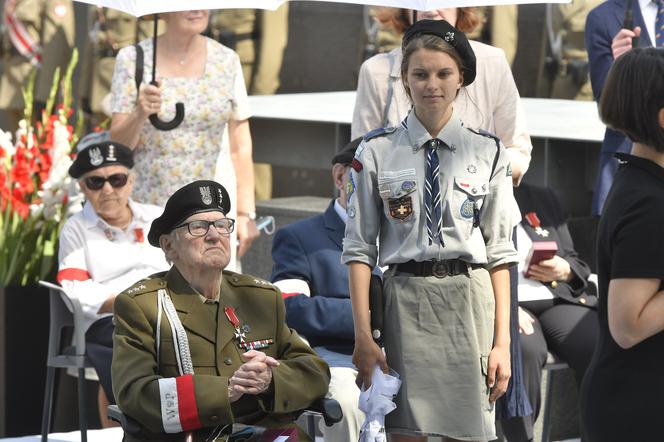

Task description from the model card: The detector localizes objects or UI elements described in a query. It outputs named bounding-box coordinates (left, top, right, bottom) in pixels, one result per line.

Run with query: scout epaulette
left=122, top=273, right=167, bottom=296
left=363, top=126, right=397, bottom=142
left=467, top=128, right=501, bottom=178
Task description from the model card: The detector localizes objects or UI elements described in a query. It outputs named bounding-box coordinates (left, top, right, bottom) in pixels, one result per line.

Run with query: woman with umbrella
left=109, top=9, right=258, bottom=267
left=343, top=19, right=517, bottom=441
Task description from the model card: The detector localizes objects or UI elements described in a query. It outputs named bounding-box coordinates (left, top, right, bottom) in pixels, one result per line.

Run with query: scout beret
left=402, top=19, right=476, bottom=86
left=68, top=140, right=134, bottom=178
left=331, top=137, right=363, bottom=166
left=148, top=180, right=231, bottom=247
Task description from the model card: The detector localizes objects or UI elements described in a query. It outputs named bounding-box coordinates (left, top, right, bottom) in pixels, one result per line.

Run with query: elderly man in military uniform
left=0, top=0, right=74, bottom=129
left=78, top=9, right=160, bottom=127
left=112, top=180, right=330, bottom=441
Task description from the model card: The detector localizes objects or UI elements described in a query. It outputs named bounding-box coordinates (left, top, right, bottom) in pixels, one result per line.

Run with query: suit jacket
left=270, top=201, right=381, bottom=358
left=514, top=184, right=595, bottom=307
left=112, top=267, right=330, bottom=442
left=585, top=0, right=652, bottom=215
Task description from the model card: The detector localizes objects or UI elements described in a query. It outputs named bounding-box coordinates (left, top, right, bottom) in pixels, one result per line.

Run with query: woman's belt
left=390, top=259, right=483, bottom=278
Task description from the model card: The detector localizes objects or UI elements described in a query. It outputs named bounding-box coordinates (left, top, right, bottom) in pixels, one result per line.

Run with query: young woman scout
left=342, top=19, right=519, bottom=442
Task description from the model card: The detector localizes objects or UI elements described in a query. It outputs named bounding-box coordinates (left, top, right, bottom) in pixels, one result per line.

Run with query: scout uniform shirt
left=112, top=267, right=330, bottom=442
left=342, top=109, right=519, bottom=270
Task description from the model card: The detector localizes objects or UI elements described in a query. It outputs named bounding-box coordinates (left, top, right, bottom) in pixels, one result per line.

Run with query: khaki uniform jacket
left=112, top=267, right=330, bottom=442
left=0, top=0, right=74, bottom=109
left=78, top=9, right=158, bottom=115
left=351, top=40, right=532, bottom=184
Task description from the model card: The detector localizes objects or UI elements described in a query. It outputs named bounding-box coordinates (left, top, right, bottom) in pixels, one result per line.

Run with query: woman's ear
left=658, top=108, right=664, bottom=129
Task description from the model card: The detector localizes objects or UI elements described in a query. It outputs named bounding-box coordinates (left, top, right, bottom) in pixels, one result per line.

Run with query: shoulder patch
left=122, top=272, right=168, bottom=297
left=226, top=272, right=276, bottom=290
left=363, top=126, right=397, bottom=142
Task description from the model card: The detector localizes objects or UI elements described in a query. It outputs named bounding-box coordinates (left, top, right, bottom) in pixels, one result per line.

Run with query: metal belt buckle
left=432, top=261, right=448, bottom=278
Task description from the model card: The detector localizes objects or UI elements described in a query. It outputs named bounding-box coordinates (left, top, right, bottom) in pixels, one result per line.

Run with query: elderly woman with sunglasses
left=56, top=137, right=169, bottom=424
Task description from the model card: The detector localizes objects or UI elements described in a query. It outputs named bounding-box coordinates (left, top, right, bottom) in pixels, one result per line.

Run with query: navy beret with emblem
left=332, top=137, right=363, bottom=166
left=402, top=19, right=476, bottom=86
left=148, top=180, right=231, bottom=247
left=68, top=140, right=134, bottom=179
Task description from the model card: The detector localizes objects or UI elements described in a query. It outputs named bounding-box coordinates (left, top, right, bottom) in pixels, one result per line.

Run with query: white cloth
left=358, top=366, right=401, bottom=442
left=639, top=0, right=659, bottom=47
left=57, top=199, right=170, bottom=331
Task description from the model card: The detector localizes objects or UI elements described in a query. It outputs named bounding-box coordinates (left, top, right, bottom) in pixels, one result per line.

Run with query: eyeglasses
left=84, top=173, right=129, bottom=190
left=175, top=218, right=236, bottom=237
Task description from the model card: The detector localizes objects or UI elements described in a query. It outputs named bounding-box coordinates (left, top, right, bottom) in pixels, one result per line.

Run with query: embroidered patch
left=346, top=173, right=356, bottom=207
left=351, top=158, right=363, bottom=172
left=388, top=196, right=413, bottom=221
left=460, top=198, right=475, bottom=219
left=401, top=180, right=416, bottom=193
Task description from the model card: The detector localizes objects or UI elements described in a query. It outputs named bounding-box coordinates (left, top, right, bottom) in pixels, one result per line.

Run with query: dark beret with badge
left=148, top=180, right=231, bottom=247
left=402, top=19, right=476, bottom=86
left=331, top=137, right=363, bottom=166
left=68, top=140, right=134, bottom=178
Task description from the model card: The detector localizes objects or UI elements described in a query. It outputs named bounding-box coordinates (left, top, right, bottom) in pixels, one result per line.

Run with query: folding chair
left=39, top=281, right=93, bottom=442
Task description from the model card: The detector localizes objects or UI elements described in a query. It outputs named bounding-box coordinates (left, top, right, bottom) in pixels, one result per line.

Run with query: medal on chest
left=224, top=306, right=273, bottom=350
left=525, top=212, right=549, bottom=237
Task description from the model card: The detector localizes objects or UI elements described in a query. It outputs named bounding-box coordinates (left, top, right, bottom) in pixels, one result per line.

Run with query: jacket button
left=210, top=415, right=218, bottom=421
left=579, top=297, right=587, bottom=304
left=224, top=357, right=232, bottom=365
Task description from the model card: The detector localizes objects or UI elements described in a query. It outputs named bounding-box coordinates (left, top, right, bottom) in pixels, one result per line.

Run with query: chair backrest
left=39, top=281, right=87, bottom=361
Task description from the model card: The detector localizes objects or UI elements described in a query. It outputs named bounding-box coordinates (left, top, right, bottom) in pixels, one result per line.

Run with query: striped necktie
left=656, top=0, right=664, bottom=47
left=424, top=139, right=444, bottom=246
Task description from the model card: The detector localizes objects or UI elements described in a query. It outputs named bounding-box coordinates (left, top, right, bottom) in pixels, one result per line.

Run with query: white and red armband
left=157, top=375, right=201, bottom=433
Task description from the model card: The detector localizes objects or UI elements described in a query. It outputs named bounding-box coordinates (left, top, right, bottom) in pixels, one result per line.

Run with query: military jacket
left=0, top=0, right=74, bottom=108
left=112, top=267, right=330, bottom=441
left=342, top=109, right=519, bottom=270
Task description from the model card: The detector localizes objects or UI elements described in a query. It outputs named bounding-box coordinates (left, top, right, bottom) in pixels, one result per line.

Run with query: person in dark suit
left=503, top=183, right=599, bottom=440
left=271, top=138, right=381, bottom=442
left=585, top=0, right=657, bottom=214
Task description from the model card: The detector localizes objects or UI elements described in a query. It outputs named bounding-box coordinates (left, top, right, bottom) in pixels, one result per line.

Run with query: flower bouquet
left=0, top=50, right=84, bottom=286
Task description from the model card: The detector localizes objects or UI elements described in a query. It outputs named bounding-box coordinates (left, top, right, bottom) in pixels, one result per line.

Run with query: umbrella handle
left=149, top=101, right=185, bottom=131
left=147, top=81, right=184, bottom=131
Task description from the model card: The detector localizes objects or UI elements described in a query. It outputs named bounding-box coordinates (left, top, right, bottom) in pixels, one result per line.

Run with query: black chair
left=39, top=281, right=94, bottom=442
left=108, top=397, right=342, bottom=440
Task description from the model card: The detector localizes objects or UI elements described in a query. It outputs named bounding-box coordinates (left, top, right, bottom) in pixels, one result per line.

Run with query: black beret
left=69, top=141, right=134, bottom=178
left=402, top=19, right=476, bottom=86
left=148, top=180, right=231, bottom=247
left=331, top=137, right=363, bottom=166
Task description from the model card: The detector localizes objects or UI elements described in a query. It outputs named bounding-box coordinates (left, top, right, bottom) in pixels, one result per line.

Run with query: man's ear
left=331, top=163, right=348, bottom=190
left=159, top=234, right=175, bottom=260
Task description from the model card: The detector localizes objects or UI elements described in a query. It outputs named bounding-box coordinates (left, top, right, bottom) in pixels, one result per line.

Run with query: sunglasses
left=84, top=173, right=129, bottom=190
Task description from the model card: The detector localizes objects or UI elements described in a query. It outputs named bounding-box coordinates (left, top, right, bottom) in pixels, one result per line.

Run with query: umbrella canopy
left=300, top=0, right=569, bottom=10
left=72, top=0, right=284, bottom=17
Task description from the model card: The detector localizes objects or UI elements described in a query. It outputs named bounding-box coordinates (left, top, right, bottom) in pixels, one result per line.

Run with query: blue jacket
left=270, top=200, right=381, bottom=361
left=586, top=0, right=652, bottom=215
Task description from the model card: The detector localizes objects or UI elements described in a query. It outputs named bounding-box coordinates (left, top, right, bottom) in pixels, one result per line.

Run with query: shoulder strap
left=134, top=43, right=143, bottom=103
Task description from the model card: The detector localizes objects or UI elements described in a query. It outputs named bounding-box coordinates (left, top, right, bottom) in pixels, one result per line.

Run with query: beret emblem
left=89, top=147, right=103, bottom=166
left=107, top=144, right=117, bottom=162
left=200, top=186, right=213, bottom=205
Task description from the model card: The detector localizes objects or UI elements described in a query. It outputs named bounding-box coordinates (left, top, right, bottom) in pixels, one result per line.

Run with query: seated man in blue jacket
left=271, top=138, right=380, bottom=442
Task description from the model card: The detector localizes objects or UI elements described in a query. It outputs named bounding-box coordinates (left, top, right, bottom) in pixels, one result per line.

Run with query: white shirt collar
left=334, top=199, right=348, bottom=224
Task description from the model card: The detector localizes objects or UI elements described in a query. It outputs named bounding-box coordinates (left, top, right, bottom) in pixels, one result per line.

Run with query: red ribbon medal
left=224, top=306, right=246, bottom=344
left=524, top=212, right=549, bottom=237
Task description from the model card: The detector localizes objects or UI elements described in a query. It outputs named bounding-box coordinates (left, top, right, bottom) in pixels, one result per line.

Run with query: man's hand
left=528, top=255, right=572, bottom=283
left=487, top=343, right=511, bottom=403
left=518, top=306, right=535, bottom=335
left=235, top=215, right=259, bottom=257
left=352, top=336, right=388, bottom=389
left=612, top=27, right=641, bottom=60
left=228, top=350, right=279, bottom=400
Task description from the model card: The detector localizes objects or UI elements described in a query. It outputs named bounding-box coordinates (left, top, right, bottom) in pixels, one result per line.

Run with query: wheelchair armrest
left=108, top=404, right=142, bottom=435
left=307, top=397, right=343, bottom=427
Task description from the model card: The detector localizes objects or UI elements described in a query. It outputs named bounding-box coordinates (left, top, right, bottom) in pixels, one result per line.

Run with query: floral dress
left=110, top=37, right=251, bottom=208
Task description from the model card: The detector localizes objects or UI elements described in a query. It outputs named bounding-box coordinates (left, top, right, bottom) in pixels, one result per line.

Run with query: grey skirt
left=383, top=266, right=496, bottom=441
